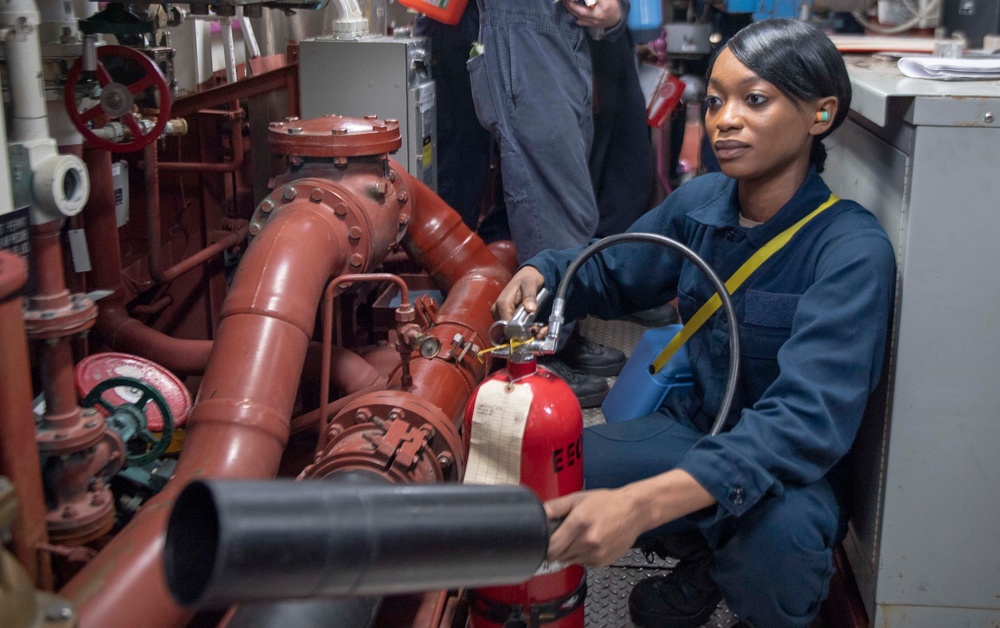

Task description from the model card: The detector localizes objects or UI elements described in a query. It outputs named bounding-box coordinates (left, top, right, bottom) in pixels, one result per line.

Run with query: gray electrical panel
left=298, top=35, right=436, bottom=190
left=823, top=56, right=1000, bottom=628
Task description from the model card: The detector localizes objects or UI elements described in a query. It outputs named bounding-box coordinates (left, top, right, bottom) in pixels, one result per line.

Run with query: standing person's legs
left=414, top=7, right=493, bottom=231
left=468, top=1, right=622, bottom=407
left=471, top=0, right=598, bottom=264
left=589, top=35, right=654, bottom=238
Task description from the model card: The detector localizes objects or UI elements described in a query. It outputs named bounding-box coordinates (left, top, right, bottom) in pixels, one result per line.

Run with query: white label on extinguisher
left=463, top=379, right=533, bottom=486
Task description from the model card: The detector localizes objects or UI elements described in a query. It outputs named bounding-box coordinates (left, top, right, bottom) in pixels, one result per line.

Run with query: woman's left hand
left=544, top=489, right=645, bottom=568
left=561, top=0, right=622, bottom=30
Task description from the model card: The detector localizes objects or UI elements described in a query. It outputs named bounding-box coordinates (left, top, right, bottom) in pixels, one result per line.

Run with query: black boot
left=628, top=533, right=721, bottom=628
left=538, top=358, right=609, bottom=409
left=557, top=328, right=627, bottom=377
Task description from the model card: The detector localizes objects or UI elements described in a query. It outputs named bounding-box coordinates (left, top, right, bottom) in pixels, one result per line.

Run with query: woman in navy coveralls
left=493, top=19, right=896, bottom=628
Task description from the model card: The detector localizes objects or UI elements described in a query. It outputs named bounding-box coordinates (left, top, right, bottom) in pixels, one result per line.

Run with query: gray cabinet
left=822, top=56, right=1000, bottom=627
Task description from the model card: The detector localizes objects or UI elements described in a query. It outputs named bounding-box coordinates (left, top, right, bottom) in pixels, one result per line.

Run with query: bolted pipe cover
left=268, top=115, right=401, bottom=158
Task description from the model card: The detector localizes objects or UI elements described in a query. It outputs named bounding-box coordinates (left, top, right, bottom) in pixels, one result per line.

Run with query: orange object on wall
left=398, top=0, right=469, bottom=25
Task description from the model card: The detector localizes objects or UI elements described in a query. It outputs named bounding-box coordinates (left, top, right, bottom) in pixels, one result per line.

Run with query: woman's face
left=705, top=48, right=823, bottom=183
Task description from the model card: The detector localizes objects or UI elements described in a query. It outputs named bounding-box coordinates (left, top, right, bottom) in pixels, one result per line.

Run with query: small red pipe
left=83, top=147, right=213, bottom=375
left=158, top=108, right=245, bottom=174
left=0, top=252, right=53, bottom=589
left=315, top=166, right=516, bottom=480
left=145, top=133, right=249, bottom=284
left=319, top=273, right=411, bottom=436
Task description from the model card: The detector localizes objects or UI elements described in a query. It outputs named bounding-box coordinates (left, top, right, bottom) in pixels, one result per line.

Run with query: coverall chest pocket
left=739, top=289, right=800, bottom=360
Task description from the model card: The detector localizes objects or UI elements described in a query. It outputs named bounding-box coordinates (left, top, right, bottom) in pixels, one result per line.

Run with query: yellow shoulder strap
left=649, top=193, right=839, bottom=375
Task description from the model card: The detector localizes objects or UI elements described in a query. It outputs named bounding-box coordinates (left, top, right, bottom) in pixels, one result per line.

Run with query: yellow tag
left=422, top=136, right=432, bottom=168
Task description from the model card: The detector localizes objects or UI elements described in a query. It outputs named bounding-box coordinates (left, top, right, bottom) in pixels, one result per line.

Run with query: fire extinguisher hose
left=546, top=232, right=739, bottom=436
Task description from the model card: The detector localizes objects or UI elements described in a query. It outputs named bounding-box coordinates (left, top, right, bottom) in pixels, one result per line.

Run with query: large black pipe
left=164, top=479, right=550, bottom=609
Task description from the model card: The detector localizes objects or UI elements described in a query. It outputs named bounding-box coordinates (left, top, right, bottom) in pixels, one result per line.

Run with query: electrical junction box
left=298, top=35, right=437, bottom=191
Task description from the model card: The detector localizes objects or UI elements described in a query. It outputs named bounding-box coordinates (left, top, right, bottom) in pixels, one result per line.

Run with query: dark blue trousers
left=588, top=34, right=653, bottom=237
left=584, top=414, right=847, bottom=628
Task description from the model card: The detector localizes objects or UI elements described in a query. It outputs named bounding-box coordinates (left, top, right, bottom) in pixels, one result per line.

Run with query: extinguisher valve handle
left=505, top=288, right=550, bottom=341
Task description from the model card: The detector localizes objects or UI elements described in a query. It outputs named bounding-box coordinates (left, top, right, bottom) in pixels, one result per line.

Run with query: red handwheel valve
left=63, top=45, right=171, bottom=153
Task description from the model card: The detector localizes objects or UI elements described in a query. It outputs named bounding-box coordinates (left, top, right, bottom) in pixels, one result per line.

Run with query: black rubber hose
left=549, top=232, right=740, bottom=436
left=164, top=479, right=549, bottom=609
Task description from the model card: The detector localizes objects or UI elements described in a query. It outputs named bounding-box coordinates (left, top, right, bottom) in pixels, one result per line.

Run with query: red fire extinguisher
left=462, top=289, right=586, bottom=627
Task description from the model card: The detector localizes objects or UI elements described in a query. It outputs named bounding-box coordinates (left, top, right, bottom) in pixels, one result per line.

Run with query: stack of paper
left=897, top=57, right=1000, bottom=80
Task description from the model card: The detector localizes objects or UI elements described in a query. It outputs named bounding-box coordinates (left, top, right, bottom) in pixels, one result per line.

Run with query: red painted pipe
left=313, top=166, right=516, bottom=481
left=62, top=165, right=402, bottom=628
left=158, top=107, right=245, bottom=174
left=83, top=148, right=213, bottom=375
left=0, top=252, right=53, bottom=589
left=145, top=140, right=249, bottom=285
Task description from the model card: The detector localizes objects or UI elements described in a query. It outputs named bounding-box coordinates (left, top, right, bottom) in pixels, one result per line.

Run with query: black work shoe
left=539, top=358, right=609, bottom=409
left=628, top=538, right=721, bottom=628
left=628, top=303, right=681, bottom=327
left=628, top=572, right=722, bottom=628
left=558, top=329, right=627, bottom=377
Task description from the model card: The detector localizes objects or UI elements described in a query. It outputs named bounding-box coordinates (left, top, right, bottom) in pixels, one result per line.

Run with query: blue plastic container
left=602, top=324, right=694, bottom=423
left=627, top=0, right=663, bottom=44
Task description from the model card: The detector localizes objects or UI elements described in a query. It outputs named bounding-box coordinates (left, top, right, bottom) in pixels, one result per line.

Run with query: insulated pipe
left=62, top=168, right=403, bottom=628
left=82, top=148, right=213, bottom=375
left=0, top=252, right=53, bottom=589
left=164, top=479, right=549, bottom=607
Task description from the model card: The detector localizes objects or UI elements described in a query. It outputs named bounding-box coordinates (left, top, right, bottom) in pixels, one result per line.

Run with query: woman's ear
left=810, top=96, right=839, bottom=135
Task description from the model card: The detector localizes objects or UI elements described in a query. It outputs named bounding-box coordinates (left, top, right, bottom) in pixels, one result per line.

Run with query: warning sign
left=0, top=207, right=30, bottom=257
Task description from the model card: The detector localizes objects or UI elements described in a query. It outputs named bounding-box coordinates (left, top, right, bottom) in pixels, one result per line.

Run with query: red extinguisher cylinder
left=463, top=358, right=586, bottom=628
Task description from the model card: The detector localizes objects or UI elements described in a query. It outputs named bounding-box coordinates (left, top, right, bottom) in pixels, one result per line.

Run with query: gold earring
left=816, top=111, right=830, bottom=122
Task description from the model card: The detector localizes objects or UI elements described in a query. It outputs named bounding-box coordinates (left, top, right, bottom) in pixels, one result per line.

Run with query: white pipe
left=38, top=0, right=77, bottom=44
left=0, top=0, right=89, bottom=223
left=330, top=0, right=367, bottom=39
left=1, top=0, right=53, bottom=144
left=222, top=17, right=238, bottom=84
left=238, top=6, right=260, bottom=60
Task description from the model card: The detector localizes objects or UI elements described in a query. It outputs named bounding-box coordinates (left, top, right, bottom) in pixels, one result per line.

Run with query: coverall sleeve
left=676, top=226, right=896, bottom=520
left=525, top=180, right=697, bottom=321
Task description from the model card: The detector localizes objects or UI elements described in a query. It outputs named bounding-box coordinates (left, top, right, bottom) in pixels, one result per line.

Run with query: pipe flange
left=318, top=392, right=464, bottom=483
left=36, top=407, right=106, bottom=454
left=268, top=115, right=401, bottom=159
left=22, top=294, right=98, bottom=339
left=301, top=423, right=444, bottom=484
left=46, top=493, right=116, bottom=546
left=250, top=178, right=377, bottom=274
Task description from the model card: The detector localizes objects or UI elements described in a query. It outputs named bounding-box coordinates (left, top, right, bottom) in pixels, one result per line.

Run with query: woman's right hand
left=492, top=266, right=546, bottom=322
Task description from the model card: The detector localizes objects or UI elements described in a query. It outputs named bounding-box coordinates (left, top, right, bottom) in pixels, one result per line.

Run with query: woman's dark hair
left=706, top=19, right=852, bottom=173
